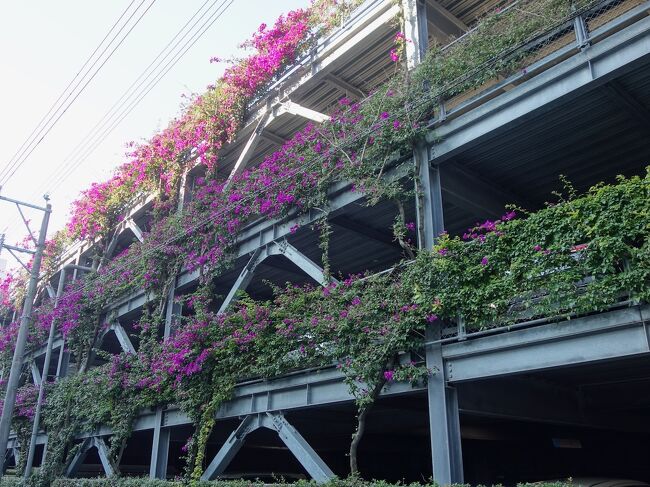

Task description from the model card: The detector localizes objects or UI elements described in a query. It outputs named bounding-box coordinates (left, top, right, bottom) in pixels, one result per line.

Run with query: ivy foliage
left=31, top=170, right=650, bottom=484
left=406, top=172, right=650, bottom=330
left=2, top=0, right=647, bottom=484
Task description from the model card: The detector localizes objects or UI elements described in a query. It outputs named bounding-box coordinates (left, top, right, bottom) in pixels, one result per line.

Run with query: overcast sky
left=0, top=0, right=308, bottom=269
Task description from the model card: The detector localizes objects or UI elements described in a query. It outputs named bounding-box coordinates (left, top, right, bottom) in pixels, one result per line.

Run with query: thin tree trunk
left=349, top=402, right=374, bottom=474
left=395, top=199, right=416, bottom=259
left=349, top=357, right=396, bottom=475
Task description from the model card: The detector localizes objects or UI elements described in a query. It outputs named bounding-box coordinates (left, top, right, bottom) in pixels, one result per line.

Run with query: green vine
left=6, top=1, right=644, bottom=484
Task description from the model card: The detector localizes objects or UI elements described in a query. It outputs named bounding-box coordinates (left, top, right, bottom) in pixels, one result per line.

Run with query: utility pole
left=0, top=193, right=51, bottom=477
left=23, top=263, right=92, bottom=478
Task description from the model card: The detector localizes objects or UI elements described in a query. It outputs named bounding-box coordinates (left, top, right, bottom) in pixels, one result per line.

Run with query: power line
left=0, top=0, right=141, bottom=184
left=46, top=0, right=234, bottom=196
left=1, top=0, right=234, bottom=239
left=0, top=0, right=158, bottom=187
left=43, top=0, right=221, bottom=194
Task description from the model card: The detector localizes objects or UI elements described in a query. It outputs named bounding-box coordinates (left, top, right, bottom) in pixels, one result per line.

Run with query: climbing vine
left=1, top=0, right=645, bottom=484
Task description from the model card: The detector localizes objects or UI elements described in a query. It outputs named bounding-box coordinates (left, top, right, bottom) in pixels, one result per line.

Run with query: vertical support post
left=425, top=326, right=463, bottom=484
left=40, top=435, right=48, bottom=467
left=402, top=0, right=429, bottom=69
left=416, top=0, right=429, bottom=59
left=415, top=145, right=463, bottom=482
left=55, top=344, right=70, bottom=380
left=163, top=280, right=181, bottom=339
left=30, top=362, right=42, bottom=386
left=415, top=143, right=444, bottom=249
left=151, top=278, right=177, bottom=479
left=0, top=200, right=51, bottom=477
left=149, top=408, right=170, bottom=479
left=446, top=385, right=463, bottom=479
left=177, top=169, right=189, bottom=212
left=24, top=268, right=67, bottom=477
left=12, top=447, right=19, bottom=470
left=574, top=14, right=589, bottom=49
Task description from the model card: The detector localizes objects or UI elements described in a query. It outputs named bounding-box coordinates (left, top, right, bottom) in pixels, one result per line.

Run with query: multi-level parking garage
left=4, top=0, right=650, bottom=484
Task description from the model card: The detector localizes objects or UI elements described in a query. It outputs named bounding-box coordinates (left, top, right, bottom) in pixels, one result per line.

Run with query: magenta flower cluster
left=462, top=210, right=516, bottom=242
left=67, top=7, right=315, bottom=241
left=0, top=384, right=39, bottom=421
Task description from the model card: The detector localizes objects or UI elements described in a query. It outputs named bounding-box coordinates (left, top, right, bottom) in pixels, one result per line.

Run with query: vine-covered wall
left=0, top=0, right=647, bottom=485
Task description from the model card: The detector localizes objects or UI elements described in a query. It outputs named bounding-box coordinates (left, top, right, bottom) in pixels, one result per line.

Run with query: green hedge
left=55, top=480, right=572, bottom=487
left=0, top=478, right=575, bottom=487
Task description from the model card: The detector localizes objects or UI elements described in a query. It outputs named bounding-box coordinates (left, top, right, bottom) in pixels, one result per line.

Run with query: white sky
left=0, top=0, right=308, bottom=269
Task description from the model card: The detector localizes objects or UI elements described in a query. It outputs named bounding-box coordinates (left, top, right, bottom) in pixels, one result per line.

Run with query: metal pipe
left=1, top=243, right=35, bottom=255
left=64, top=264, right=92, bottom=272
left=0, top=195, right=49, bottom=213
left=50, top=266, right=92, bottom=381
left=23, top=268, right=66, bottom=478
left=0, top=201, right=51, bottom=477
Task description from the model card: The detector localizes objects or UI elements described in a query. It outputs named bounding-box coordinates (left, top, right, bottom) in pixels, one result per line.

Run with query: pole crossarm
left=0, top=194, right=49, bottom=213
left=2, top=243, right=35, bottom=255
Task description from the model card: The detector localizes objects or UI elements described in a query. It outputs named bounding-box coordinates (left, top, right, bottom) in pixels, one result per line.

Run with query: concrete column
left=149, top=408, right=170, bottom=479
left=415, top=145, right=464, bottom=483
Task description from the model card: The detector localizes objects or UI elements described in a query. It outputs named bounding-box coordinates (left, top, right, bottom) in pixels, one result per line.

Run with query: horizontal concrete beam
left=443, top=305, right=650, bottom=382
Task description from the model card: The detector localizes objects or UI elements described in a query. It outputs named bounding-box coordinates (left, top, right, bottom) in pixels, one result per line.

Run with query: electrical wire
left=45, top=0, right=234, bottom=196
left=42, top=0, right=222, bottom=195
left=0, top=0, right=158, bottom=187
left=0, top=0, right=141, bottom=184
left=1, top=0, right=233, bottom=238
